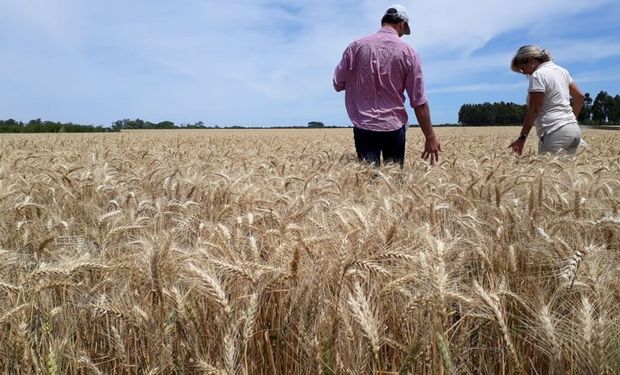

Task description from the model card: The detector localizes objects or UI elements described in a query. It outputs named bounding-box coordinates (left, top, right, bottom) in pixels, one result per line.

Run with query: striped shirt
left=333, top=27, right=427, bottom=132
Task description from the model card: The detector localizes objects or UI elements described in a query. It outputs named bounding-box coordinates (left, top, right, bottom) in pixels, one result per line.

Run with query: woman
left=508, top=45, right=585, bottom=156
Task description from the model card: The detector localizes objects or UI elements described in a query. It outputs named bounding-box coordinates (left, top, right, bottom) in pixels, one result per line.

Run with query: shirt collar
left=378, top=26, right=398, bottom=35
left=534, top=61, right=553, bottom=72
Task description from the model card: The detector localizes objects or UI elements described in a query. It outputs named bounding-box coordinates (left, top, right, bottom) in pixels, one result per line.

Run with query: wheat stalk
left=473, top=281, right=522, bottom=371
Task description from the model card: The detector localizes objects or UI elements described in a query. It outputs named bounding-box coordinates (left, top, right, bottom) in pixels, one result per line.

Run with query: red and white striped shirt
left=333, top=27, right=427, bottom=131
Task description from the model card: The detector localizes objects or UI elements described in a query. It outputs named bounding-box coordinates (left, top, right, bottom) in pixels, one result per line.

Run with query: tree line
left=458, top=102, right=527, bottom=126
left=0, top=118, right=336, bottom=132
left=3, top=90, right=619, bottom=132
left=111, top=119, right=207, bottom=130
left=0, top=118, right=209, bottom=133
left=459, top=91, right=620, bottom=126
left=583, top=91, right=620, bottom=124
left=0, top=119, right=116, bottom=133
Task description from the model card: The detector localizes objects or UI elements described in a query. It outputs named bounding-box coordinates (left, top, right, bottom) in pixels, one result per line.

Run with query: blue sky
left=1, top=0, right=619, bottom=127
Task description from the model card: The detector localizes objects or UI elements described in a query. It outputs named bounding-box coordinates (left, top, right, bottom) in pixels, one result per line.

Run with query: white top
left=528, top=61, right=577, bottom=137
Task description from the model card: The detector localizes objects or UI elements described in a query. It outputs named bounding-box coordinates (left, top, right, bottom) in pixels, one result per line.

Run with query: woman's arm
left=569, top=82, right=585, bottom=119
left=509, top=91, right=544, bottom=155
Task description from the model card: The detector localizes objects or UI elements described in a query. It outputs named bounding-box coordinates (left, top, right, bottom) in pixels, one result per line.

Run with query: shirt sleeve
left=333, top=45, right=352, bottom=92
left=405, top=49, right=428, bottom=108
left=565, top=68, right=574, bottom=85
left=528, top=73, right=545, bottom=93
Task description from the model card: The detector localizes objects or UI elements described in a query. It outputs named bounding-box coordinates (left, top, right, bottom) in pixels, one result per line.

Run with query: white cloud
left=0, top=0, right=618, bottom=125
left=387, top=0, right=612, bottom=51
left=428, top=82, right=524, bottom=94
left=551, top=40, right=620, bottom=63
left=573, top=71, right=620, bottom=85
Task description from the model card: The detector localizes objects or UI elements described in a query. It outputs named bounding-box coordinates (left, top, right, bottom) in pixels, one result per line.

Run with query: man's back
left=332, top=4, right=441, bottom=166
left=333, top=27, right=427, bottom=132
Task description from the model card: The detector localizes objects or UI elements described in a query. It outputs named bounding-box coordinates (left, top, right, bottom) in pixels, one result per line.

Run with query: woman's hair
left=510, top=45, right=553, bottom=72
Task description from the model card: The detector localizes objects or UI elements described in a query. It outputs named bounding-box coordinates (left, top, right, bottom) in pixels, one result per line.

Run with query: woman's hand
left=508, top=138, right=526, bottom=156
left=511, top=91, right=543, bottom=156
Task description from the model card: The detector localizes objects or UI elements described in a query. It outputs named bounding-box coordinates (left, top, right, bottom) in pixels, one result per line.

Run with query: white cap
left=384, top=4, right=410, bottom=35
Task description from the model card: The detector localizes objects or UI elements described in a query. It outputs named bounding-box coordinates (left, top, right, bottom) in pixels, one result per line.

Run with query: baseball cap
left=384, top=4, right=410, bottom=35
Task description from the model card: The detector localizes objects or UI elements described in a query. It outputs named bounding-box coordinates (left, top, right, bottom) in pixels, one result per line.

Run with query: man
left=333, top=4, right=441, bottom=167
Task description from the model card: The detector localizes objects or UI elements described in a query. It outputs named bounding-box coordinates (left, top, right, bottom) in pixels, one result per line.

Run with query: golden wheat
left=0, top=127, right=618, bottom=374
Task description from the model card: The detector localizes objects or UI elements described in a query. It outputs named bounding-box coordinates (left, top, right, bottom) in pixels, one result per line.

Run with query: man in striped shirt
left=333, top=4, right=441, bottom=167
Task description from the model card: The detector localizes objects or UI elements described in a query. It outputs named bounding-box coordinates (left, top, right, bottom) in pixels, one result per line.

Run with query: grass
left=0, top=127, right=619, bottom=374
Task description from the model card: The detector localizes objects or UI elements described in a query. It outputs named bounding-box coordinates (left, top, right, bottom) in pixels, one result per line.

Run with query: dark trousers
left=353, top=126, right=406, bottom=167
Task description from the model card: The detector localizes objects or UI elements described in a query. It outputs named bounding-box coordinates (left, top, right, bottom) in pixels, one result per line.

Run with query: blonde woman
left=508, top=45, right=585, bottom=156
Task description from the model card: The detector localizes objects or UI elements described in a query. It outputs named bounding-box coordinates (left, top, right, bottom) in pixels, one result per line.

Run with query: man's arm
left=333, top=47, right=351, bottom=92
left=414, top=102, right=441, bottom=164
left=405, top=51, right=441, bottom=164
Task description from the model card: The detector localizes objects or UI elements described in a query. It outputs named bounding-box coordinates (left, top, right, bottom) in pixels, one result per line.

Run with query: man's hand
left=422, top=135, right=441, bottom=165
left=509, top=138, right=526, bottom=156
left=413, top=102, right=440, bottom=164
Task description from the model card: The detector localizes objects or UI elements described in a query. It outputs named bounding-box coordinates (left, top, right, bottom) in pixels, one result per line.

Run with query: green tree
left=132, top=119, right=146, bottom=129
left=578, top=92, right=593, bottom=123
left=23, top=118, right=43, bottom=133
left=112, top=119, right=130, bottom=130
left=0, top=119, right=24, bottom=133
left=609, top=95, right=620, bottom=124
left=458, top=102, right=526, bottom=126
left=592, top=91, right=612, bottom=124
left=0, top=118, right=114, bottom=133
left=156, top=121, right=176, bottom=129
left=307, top=121, right=324, bottom=128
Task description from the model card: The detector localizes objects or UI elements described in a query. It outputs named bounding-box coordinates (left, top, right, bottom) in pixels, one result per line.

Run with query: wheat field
left=0, top=127, right=619, bottom=374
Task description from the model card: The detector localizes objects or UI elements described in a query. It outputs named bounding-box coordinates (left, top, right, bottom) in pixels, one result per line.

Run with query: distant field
left=1, top=127, right=619, bottom=374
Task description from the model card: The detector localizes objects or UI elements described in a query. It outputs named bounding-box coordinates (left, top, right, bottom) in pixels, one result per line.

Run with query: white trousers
left=538, top=123, right=581, bottom=155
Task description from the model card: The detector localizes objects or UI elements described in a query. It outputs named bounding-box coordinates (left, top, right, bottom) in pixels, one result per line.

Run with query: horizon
left=1, top=1, right=619, bottom=127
